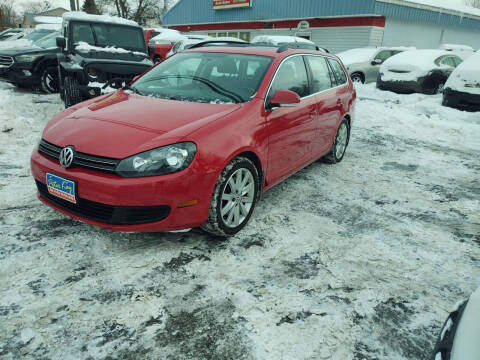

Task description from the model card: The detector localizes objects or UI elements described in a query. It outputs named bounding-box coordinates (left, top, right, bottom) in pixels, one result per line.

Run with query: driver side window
left=267, top=56, right=309, bottom=103
left=72, top=23, right=95, bottom=45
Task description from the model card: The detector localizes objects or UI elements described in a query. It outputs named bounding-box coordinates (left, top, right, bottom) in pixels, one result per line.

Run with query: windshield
left=24, top=29, right=54, bottom=42
left=33, top=31, right=59, bottom=49
left=131, top=52, right=273, bottom=104
left=71, top=22, right=145, bottom=52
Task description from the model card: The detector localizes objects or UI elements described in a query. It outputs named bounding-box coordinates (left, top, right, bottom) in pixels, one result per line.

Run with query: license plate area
left=46, top=173, right=77, bottom=204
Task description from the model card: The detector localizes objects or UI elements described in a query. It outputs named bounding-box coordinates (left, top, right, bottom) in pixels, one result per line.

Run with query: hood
left=445, top=52, right=480, bottom=95
left=0, top=47, right=46, bottom=56
left=42, top=90, right=242, bottom=158
left=451, top=287, right=480, bottom=360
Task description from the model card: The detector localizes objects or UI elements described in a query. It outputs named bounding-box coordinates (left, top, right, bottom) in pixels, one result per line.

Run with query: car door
left=305, top=55, right=339, bottom=155
left=365, top=49, right=393, bottom=83
left=264, top=55, right=318, bottom=184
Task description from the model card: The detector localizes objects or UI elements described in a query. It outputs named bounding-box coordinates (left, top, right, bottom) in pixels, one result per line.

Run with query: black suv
left=56, top=13, right=153, bottom=107
left=0, top=31, right=61, bottom=93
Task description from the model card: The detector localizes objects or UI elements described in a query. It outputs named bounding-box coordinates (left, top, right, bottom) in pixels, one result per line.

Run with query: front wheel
left=40, top=66, right=60, bottom=93
left=350, top=72, right=364, bottom=84
left=202, top=157, right=259, bottom=237
left=322, top=118, right=350, bottom=164
left=63, top=75, right=82, bottom=108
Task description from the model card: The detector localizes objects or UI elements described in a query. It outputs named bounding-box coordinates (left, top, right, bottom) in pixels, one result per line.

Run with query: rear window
left=306, top=56, right=335, bottom=92
left=327, top=58, right=348, bottom=85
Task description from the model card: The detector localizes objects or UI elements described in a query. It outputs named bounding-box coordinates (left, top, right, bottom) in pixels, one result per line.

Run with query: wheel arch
left=223, top=148, right=265, bottom=191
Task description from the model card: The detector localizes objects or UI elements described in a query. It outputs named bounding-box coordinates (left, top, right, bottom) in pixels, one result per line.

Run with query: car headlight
left=116, top=142, right=196, bottom=177
left=16, top=54, right=38, bottom=63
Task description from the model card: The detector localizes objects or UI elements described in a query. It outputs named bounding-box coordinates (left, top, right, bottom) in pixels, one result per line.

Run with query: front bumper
left=376, top=77, right=425, bottom=94
left=443, top=88, right=480, bottom=112
left=0, top=66, right=39, bottom=86
left=31, top=149, right=217, bottom=232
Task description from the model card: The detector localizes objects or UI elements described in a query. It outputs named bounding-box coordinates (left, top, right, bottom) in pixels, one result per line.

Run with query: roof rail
left=189, top=40, right=249, bottom=49
left=276, top=43, right=328, bottom=53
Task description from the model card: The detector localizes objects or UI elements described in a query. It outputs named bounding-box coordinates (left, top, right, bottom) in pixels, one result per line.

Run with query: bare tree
left=98, top=0, right=175, bottom=25
left=0, top=0, right=19, bottom=27
left=464, top=0, right=480, bottom=8
left=21, top=0, right=54, bottom=14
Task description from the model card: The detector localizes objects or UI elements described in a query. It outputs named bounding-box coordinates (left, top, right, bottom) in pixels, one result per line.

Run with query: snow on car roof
left=440, top=44, right=474, bottom=51
left=150, top=29, right=187, bottom=43
left=63, top=12, right=139, bottom=27
left=251, top=35, right=313, bottom=45
left=445, top=51, right=480, bottom=94
left=382, top=49, right=453, bottom=69
left=215, top=37, right=246, bottom=42
left=35, top=23, right=62, bottom=31
left=33, top=16, right=63, bottom=24
left=337, top=46, right=415, bottom=64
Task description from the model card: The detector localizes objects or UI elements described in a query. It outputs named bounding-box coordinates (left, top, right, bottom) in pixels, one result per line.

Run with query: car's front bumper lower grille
left=38, top=139, right=120, bottom=173
left=36, top=180, right=170, bottom=225
left=0, top=55, right=13, bottom=68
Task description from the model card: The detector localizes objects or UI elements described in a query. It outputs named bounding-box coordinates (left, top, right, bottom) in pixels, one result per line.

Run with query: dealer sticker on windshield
left=46, top=173, right=76, bottom=204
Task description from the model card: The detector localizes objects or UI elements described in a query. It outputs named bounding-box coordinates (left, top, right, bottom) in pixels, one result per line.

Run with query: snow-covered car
left=0, top=31, right=60, bottom=93
left=0, top=28, right=25, bottom=41
left=0, top=28, right=56, bottom=50
left=148, top=29, right=187, bottom=62
left=166, top=38, right=211, bottom=58
left=431, top=287, right=480, bottom=360
left=56, top=12, right=153, bottom=107
left=443, top=51, right=480, bottom=112
left=439, top=43, right=475, bottom=60
left=377, top=50, right=462, bottom=94
left=251, top=35, right=318, bottom=50
left=337, top=47, right=413, bottom=83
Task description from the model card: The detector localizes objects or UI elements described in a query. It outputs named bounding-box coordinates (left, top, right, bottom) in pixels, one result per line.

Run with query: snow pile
left=33, top=16, right=62, bottom=24
left=380, top=49, right=452, bottom=82
left=35, top=23, right=62, bottom=31
left=445, top=51, right=480, bottom=95
left=75, top=41, right=146, bottom=56
left=150, top=29, right=187, bottom=44
left=252, top=35, right=313, bottom=45
left=63, top=11, right=139, bottom=27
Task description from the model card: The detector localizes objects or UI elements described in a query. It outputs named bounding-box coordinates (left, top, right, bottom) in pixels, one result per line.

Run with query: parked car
left=143, top=28, right=162, bottom=44
left=439, top=43, right=475, bottom=60
left=431, top=287, right=479, bottom=360
left=337, top=47, right=412, bottom=83
left=148, top=29, right=187, bottom=63
left=0, top=31, right=60, bottom=92
left=252, top=35, right=318, bottom=50
left=31, top=45, right=355, bottom=236
left=0, top=28, right=25, bottom=41
left=377, top=50, right=462, bottom=94
left=166, top=38, right=209, bottom=58
left=56, top=12, right=153, bottom=108
left=443, top=51, right=480, bottom=112
left=0, top=28, right=56, bottom=50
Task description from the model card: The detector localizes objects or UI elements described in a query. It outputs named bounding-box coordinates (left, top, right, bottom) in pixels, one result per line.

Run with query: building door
left=295, top=32, right=311, bottom=40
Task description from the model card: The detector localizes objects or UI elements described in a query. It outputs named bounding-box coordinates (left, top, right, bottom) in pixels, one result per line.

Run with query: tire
left=63, top=75, right=82, bottom=108
left=350, top=72, right=364, bottom=84
left=202, top=157, right=260, bottom=237
left=40, top=66, right=60, bottom=93
left=322, top=118, right=350, bottom=164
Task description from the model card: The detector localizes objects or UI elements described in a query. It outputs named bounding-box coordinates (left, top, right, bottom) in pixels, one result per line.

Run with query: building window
left=206, top=31, right=250, bottom=42
left=239, top=32, right=250, bottom=42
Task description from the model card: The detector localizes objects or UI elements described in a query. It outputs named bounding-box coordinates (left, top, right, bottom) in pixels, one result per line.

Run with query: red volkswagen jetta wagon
left=31, top=44, right=356, bottom=236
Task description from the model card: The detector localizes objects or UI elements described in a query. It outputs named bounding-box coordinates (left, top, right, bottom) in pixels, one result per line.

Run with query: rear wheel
left=202, top=157, right=259, bottom=237
left=63, top=75, right=82, bottom=108
left=323, top=118, right=350, bottom=164
left=350, top=72, right=364, bottom=84
left=40, top=66, right=60, bottom=93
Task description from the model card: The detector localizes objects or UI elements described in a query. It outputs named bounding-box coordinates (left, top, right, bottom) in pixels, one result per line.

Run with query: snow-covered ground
left=0, top=82, right=479, bottom=360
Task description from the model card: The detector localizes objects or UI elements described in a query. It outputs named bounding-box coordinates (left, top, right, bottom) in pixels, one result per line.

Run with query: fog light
left=177, top=199, right=198, bottom=208
left=22, top=70, right=32, bottom=76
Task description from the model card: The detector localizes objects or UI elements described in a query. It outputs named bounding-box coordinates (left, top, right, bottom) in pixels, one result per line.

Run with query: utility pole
left=70, top=0, right=76, bottom=10
left=76, top=0, right=80, bottom=11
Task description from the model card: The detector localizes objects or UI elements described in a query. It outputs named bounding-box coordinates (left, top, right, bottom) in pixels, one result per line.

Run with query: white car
left=166, top=38, right=210, bottom=58
left=432, top=287, right=480, bottom=360
left=337, top=47, right=413, bottom=83
left=443, top=50, right=480, bottom=111
left=439, top=43, right=475, bottom=60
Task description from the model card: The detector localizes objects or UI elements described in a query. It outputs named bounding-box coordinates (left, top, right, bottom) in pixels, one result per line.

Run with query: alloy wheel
left=335, top=122, right=349, bottom=159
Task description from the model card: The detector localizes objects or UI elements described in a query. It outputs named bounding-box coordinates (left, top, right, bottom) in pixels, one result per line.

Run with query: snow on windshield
left=150, top=29, right=187, bottom=43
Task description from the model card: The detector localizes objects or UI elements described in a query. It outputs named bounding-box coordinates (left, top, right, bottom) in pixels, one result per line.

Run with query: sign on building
left=213, top=0, right=251, bottom=10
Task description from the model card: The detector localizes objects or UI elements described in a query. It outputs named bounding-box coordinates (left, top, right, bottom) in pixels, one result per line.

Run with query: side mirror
left=371, top=59, right=382, bottom=65
left=268, top=89, right=300, bottom=109
left=56, top=36, right=66, bottom=49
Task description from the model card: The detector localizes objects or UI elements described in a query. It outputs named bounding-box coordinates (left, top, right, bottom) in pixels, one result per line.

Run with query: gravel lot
left=0, top=82, right=479, bottom=360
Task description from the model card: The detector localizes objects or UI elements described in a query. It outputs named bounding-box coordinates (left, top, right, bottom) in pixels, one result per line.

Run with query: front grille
left=38, top=139, right=120, bottom=174
left=0, top=55, right=14, bottom=67
left=36, top=180, right=170, bottom=225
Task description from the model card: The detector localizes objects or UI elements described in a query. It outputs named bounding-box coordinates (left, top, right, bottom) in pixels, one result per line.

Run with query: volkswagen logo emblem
left=59, top=146, right=75, bottom=168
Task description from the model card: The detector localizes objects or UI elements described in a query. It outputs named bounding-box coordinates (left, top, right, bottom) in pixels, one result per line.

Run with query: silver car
left=337, top=47, right=413, bottom=83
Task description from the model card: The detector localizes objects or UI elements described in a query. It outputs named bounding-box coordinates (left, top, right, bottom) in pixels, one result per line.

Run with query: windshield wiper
left=144, top=75, right=244, bottom=103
